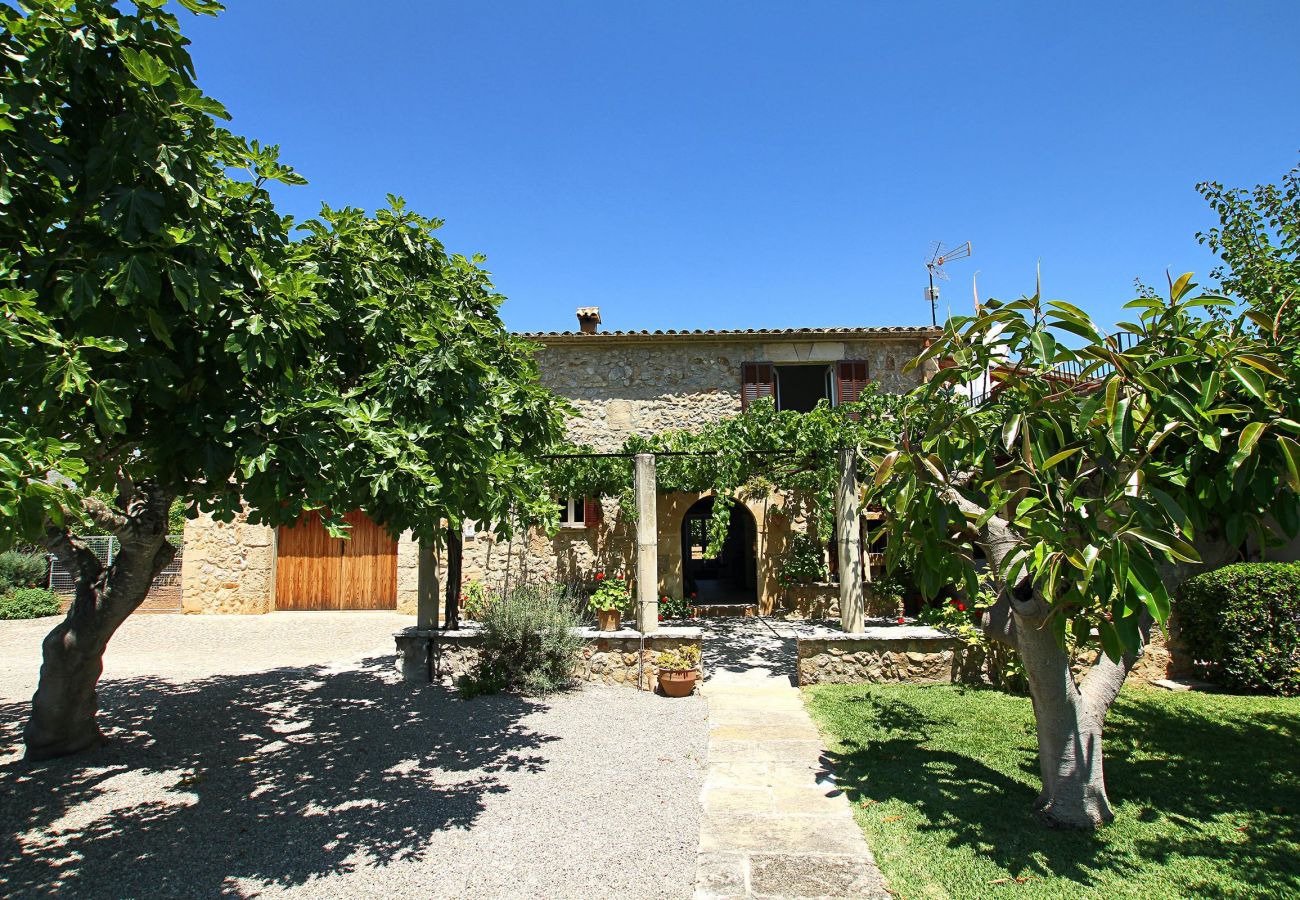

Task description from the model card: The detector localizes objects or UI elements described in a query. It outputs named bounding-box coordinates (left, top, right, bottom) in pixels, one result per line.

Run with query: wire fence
left=47, top=535, right=184, bottom=603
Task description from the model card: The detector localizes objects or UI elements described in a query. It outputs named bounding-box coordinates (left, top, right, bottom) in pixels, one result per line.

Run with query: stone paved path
left=694, top=619, right=889, bottom=899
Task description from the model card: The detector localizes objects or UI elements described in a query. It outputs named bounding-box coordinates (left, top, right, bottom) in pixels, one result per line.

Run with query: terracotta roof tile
left=517, top=326, right=938, bottom=339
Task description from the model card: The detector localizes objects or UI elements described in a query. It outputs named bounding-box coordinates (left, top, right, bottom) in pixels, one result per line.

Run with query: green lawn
left=804, top=683, right=1300, bottom=900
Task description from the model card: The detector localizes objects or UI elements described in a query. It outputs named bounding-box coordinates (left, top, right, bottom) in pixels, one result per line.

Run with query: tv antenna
left=925, top=240, right=972, bottom=326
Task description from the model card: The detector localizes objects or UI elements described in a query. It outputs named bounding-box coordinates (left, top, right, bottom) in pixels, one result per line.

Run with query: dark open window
left=774, top=365, right=833, bottom=413
left=744, top=360, right=871, bottom=414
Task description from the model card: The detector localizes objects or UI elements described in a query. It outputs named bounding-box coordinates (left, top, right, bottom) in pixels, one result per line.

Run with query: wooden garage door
left=276, top=511, right=397, bottom=610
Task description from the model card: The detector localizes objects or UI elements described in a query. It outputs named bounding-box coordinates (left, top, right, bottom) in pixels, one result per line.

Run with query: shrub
left=777, top=532, right=826, bottom=588
left=0, top=551, right=48, bottom=591
left=661, top=596, right=693, bottom=618
left=1177, top=562, right=1300, bottom=696
left=461, top=583, right=584, bottom=696
left=461, top=579, right=495, bottom=621
left=0, top=587, right=62, bottom=620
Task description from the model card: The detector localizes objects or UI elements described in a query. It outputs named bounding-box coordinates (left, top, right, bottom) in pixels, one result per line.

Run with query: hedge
left=0, top=587, right=63, bottom=620
left=0, top=551, right=48, bottom=591
left=1176, top=562, right=1300, bottom=696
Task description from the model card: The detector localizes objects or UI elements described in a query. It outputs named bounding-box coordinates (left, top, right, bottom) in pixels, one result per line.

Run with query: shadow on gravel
left=0, top=657, right=555, bottom=897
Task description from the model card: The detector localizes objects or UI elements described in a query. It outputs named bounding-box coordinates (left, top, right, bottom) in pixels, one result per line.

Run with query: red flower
left=896, top=616, right=906, bottom=624
left=658, top=614, right=664, bottom=621
left=662, top=596, right=669, bottom=602
left=595, top=572, right=605, bottom=581
left=956, top=602, right=967, bottom=612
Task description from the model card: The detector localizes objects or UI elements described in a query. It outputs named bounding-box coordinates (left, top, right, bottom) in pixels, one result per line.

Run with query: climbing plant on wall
left=539, top=388, right=945, bottom=555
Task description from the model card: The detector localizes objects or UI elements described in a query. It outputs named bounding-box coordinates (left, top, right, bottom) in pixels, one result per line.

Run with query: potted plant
left=588, top=572, right=629, bottom=631
left=656, top=644, right=702, bottom=697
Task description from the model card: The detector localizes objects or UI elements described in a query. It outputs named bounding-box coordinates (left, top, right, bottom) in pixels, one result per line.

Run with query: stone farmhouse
left=179, top=309, right=940, bottom=617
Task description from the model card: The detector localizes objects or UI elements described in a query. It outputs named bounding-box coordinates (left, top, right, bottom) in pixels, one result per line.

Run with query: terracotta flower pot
left=658, top=668, right=699, bottom=697
left=596, top=609, right=621, bottom=632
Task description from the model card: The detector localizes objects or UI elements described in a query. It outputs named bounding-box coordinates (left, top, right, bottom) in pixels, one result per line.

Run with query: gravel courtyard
left=0, top=613, right=708, bottom=899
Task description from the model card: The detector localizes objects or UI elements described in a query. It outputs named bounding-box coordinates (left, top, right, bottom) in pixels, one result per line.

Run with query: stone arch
left=657, top=488, right=780, bottom=612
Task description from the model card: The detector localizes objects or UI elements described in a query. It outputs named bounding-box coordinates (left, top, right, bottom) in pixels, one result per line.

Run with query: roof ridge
left=516, top=325, right=938, bottom=337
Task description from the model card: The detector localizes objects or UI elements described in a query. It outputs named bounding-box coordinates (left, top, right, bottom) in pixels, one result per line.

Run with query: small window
left=559, top=498, right=601, bottom=529
left=559, top=498, right=586, bottom=527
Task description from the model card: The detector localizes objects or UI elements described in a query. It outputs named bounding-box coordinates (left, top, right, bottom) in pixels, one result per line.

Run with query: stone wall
left=181, top=330, right=935, bottom=616
left=180, top=511, right=277, bottom=614
left=797, top=625, right=1179, bottom=688
left=181, top=513, right=418, bottom=614
left=533, top=334, right=932, bottom=451
left=395, top=532, right=419, bottom=615
left=797, top=626, right=995, bottom=687
left=439, top=331, right=936, bottom=615
left=393, top=625, right=704, bottom=692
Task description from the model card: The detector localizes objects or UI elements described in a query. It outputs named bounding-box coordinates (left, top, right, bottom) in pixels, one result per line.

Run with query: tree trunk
left=25, top=490, right=175, bottom=760
left=443, top=525, right=462, bottom=630
left=1015, top=611, right=1114, bottom=828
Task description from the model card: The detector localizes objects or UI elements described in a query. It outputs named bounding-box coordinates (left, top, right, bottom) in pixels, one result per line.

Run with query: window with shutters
left=559, top=498, right=601, bottom=529
left=743, top=359, right=871, bottom=413
left=836, top=360, right=870, bottom=419
left=836, top=360, right=869, bottom=405
left=740, top=362, right=775, bottom=410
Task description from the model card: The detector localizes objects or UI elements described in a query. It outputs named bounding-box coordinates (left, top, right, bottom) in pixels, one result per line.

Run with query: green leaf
left=82, top=335, right=128, bottom=353
left=1279, top=435, right=1300, bottom=494
left=1236, top=422, right=1267, bottom=459
left=1123, top=527, right=1201, bottom=564
left=1148, top=487, right=1190, bottom=532
left=120, top=48, right=170, bottom=87
left=1229, top=364, right=1268, bottom=402
left=1109, top=397, right=1132, bottom=452
left=146, top=309, right=175, bottom=349
left=90, top=382, right=130, bottom=435
left=1145, top=421, right=1183, bottom=452
left=1169, top=272, right=1195, bottom=301
left=1041, top=445, right=1082, bottom=471
left=123, top=255, right=161, bottom=302
left=1097, top=618, right=1123, bottom=662
left=1237, top=353, right=1285, bottom=379
left=1002, top=414, right=1022, bottom=452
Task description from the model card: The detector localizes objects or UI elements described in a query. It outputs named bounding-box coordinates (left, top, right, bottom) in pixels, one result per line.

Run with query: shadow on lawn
left=822, top=688, right=1300, bottom=897
left=0, top=657, right=556, bottom=897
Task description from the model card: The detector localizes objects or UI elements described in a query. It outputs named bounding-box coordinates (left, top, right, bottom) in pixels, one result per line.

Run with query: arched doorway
left=680, top=496, right=757, bottom=605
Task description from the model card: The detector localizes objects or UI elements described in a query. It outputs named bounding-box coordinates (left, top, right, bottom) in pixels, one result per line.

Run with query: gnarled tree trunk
left=1014, top=605, right=1114, bottom=828
left=24, top=485, right=175, bottom=761
left=952, top=489, right=1130, bottom=828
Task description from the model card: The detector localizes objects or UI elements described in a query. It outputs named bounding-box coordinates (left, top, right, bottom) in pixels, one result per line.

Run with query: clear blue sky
left=182, top=1, right=1300, bottom=334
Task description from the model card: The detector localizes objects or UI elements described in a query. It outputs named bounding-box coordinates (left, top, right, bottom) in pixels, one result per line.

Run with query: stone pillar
left=416, top=538, right=439, bottom=630
left=836, top=447, right=865, bottom=633
left=635, top=453, right=659, bottom=634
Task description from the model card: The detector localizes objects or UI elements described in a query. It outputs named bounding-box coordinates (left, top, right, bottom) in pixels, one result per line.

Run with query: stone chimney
left=576, top=306, right=601, bottom=334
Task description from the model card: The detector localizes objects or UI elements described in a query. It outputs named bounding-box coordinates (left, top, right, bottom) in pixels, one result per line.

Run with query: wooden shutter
left=741, top=362, right=775, bottom=410
left=836, top=361, right=870, bottom=417
left=583, top=497, right=602, bottom=528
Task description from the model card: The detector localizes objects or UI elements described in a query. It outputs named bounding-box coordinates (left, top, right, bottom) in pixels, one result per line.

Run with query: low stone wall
left=798, top=623, right=1180, bottom=688
left=394, top=625, right=705, bottom=692
left=797, top=625, right=994, bottom=687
